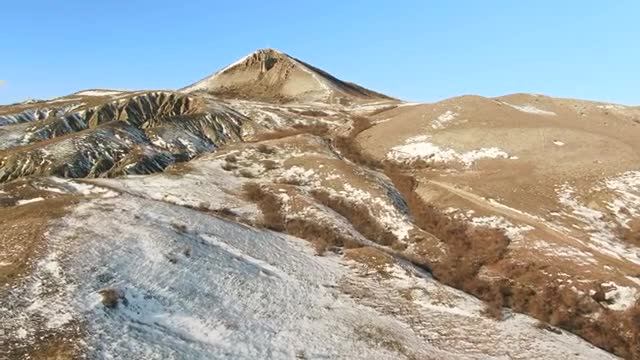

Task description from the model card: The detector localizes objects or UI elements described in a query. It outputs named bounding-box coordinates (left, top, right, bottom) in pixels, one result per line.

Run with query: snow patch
left=75, top=89, right=124, bottom=97
left=556, top=183, right=640, bottom=265
left=388, top=136, right=510, bottom=168
left=431, top=110, right=458, bottom=129
left=16, top=197, right=44, bottom=205
left=470, top=215, right=534, bottom=241
left=602, top=282, right=639, bottom=311
left=604, top=171, right=640, bottom=228
left=504, top=102, right=557, bottom=116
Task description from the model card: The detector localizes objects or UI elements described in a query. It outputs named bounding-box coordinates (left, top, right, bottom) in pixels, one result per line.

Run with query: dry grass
left=620, top=219, right=640, bottom=247
left=311, top=190, right=397, bottom=247
left=250, top=123, right=329, bottom=142
left=242, top=183, right=285, bottom=231
left=345, top=247, right=394, bottom=278
left=0, top=193, right=77, bottom=289
left=321, top=113, right=640, bottom=358
left=242, top=183, right=360, bottom=254
left=367, top=105, right=398, bottom=116
left=9, top=321, right=85, bottom=360
left=241, top=112, right=640, bottom=358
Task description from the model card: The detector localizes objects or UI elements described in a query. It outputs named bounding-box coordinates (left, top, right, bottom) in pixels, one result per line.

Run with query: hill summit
left=182, top=48, right=392, bottom=104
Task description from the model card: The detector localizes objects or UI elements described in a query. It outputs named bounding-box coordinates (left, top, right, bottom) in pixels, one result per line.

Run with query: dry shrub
left=344, top=247, right=394, bottom=278
left=242, top=183, right=360, bottom=254
left=243, top=182, right=263, bottom=202
left=99, top=288, right=125, bottom=309
left=285, top=217, right=360, bottom=255
left=221, top=162, right=238, bottom=171
left=171, top=222, right=188, bottom=233
left=225, top=154, right=238, bottom=163
left=262, top=160, right=278, bottom=170
left=256, top=144, right=275, bottom=154
left=239, top=169, right=256, bottom=178
left=311, top=190, right=397, bottom=247
left=242, top=183, right=286, bottom=231
left=332, top=116, right=383, bottom=169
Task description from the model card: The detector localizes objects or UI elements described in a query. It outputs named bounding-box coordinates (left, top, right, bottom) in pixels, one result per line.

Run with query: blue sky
left=1, top=1, right=638, bottom=105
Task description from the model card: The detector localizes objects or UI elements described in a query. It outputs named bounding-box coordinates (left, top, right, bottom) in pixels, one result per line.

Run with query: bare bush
left=99, top=288, right=125, bottom=309
left=262, top=160, right=278, bottom=170
left=256, top=144, right=275, bottom=154
left=221, top=162, right=238, bottom=171
left=311, top=190, right=397, bottom=247
left=239, top=169, right=256, bottom=178
left=171, top=222, right=188, bottom=233
left=242, top=183, right=360, bottom=254
left=242, top=183, right=285, bottom=231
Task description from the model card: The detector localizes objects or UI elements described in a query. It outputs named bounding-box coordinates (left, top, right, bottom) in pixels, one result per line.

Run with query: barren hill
left=1, top=50, right=638, bottom=359
left=182, top=48, right=393, bottom=104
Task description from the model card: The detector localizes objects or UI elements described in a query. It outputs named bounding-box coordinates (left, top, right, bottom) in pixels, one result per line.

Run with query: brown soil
left=0, top=191, right=77, bottom=289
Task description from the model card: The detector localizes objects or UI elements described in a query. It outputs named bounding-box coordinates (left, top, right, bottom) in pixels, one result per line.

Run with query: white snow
left=556, top=183, right=640, bottom=265
left=217, top=54, right=252, bottom=75
left=16, top=197, right=44, bottom=205
left=388, top=136, right=511, bottom=168
left=602, top=282, right=639, bottom=311
left=553, top=140, right=565, bottom=146
left=503, top=102, right=557, bottom=116
left=431, top=110, right=458, bottom=129
left=75, top=89, right=124, bottom=97
left=470, top=215, right=534, bottom=241
left=604, top=171, right=640, bottom=228
left=597, top=104, right=627, bottom=110
left=5, top=192, right=443, bottom=359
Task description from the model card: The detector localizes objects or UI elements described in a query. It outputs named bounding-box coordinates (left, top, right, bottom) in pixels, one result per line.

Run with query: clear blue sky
left=2, top=1, right=638, bottom=105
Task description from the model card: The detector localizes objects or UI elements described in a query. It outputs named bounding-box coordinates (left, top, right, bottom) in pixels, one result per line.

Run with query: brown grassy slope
left=331, top=115, right=640, bottom=359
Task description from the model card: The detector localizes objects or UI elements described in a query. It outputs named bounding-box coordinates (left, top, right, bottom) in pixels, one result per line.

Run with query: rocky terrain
left=1, top=49, right=639, bottom=359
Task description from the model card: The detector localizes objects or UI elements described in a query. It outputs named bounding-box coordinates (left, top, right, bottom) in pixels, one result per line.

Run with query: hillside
left=1, top=49, right=638, bottom=359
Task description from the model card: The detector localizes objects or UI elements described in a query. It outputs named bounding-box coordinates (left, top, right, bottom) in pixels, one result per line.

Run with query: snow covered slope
left=0, top=179, right=617, bottom=359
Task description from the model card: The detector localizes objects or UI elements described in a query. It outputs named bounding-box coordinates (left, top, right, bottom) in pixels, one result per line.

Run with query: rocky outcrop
left=0, top=92, right=247, bottom=182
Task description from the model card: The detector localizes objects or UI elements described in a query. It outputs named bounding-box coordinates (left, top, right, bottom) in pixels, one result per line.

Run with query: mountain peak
left=182, top=49, right=392, bottom=104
